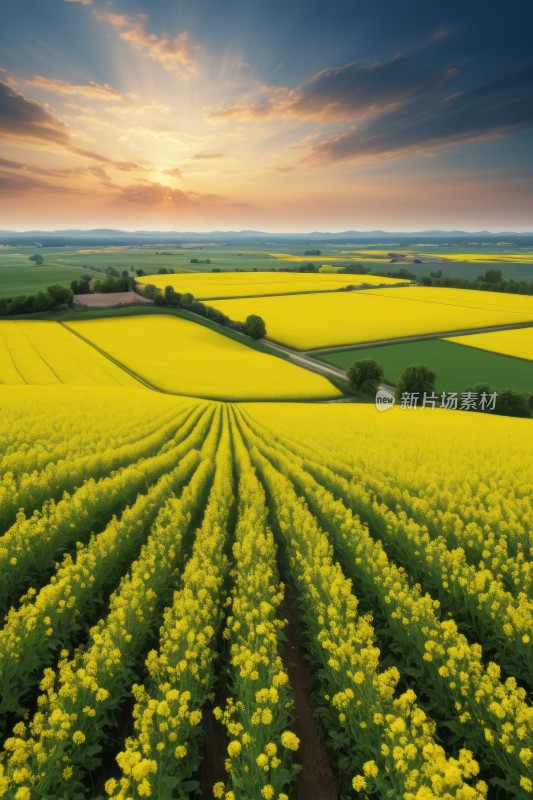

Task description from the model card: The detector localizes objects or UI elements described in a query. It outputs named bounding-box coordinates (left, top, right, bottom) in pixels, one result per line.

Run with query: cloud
left=191, top=151, right=224, bottom=160
left=27, top=75, right=122, bottom=101
left=305, top=62, right=533, bottom=164
left=0, top=80, right=72, bottom=146
left=64, top=0, right=92, bottom=5
left=0, top=170, right=54, bottom=192
left=94, top=11, right=199, bottom=74
left=114, top=181, right=220, bottom=207
left=207, top=42, right=533, bottom=168
left=208, top=53, right=457, bottom=122
left=0, top=81, right=150, bottom=171
left=163, top=167, right=183, bottom=178
left=0, top=159, right=82, bottom=193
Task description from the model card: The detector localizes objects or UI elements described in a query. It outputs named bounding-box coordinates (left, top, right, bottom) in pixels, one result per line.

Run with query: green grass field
left=318, top=338, right=533, bottom=394
left=1, top=242, right=532, bottom=298
left=0, top=252, right=89, bottom=296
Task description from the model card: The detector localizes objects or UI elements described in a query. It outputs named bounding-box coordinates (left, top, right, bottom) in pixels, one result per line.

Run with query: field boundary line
left=58, top=321, right=162, bottom=393
left=306, top=320, right=533, bottom=355
left=58, top=321, right=341, bottom=402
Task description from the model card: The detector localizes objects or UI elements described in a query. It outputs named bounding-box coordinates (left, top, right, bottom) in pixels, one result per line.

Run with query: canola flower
left=245, top=406, right=533, bottom=675
left=0, top=387, right=178, bottom=480
left=66, top=315, right=341, bottom=400
left=237, top=416, right=486, bottom=799
left=447, top=326, right=533, bottom=362
left=214, top=420, right=299, bottom=799
left=0, top=401, right=191, bottom=532
left=0, top=412, right=222, bottom=799
left=0, top=411, right=212, bottom=718
left=0, top=320, right=140, bottom=386
left=107, top=410, right=234, bottom=799
left=0, top=404, right=201, bottom=615
left=251, top=403, right=532, bottom=598
left=242, top=404, right=533, bottom=794
left=136, top=269, right=402, bottom=299
left=214, top=286, right=533, bottom=349
left=1, top=389, right=532, bottom=798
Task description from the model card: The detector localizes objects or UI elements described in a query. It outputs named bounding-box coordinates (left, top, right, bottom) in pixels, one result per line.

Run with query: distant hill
left=1, top=229, right=532, bottom=247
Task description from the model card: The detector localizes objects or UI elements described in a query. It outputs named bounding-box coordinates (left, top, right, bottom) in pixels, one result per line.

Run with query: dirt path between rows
left=282, top=586, right=339, bottom=800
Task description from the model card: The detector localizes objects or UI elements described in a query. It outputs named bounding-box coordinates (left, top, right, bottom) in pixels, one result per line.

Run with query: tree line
left=142, top=283, right=267, bottom=339
left=0, top=285, right=73, bottom=316
left=373, top=267, right=533, bottom=296
left=348, top=359, right=533, bottom=418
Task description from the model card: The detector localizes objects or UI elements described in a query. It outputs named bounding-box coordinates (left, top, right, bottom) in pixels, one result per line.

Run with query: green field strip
left=318, top=338, right=533, bottom=393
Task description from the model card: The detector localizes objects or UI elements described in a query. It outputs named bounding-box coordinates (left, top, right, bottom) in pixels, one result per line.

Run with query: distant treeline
left=374, top=267, right=533, bottom=296
left=71, top=273, right=134, bottom=295
left=0, top=285, right=72, bottom=315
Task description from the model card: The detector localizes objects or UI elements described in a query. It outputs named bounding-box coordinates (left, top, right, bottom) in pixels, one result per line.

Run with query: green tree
left=496, top=390, right=531, bottom=418
left=71, top=276, right=92, bottom=295
left=396, top=364, right=436, bottom=400
left=31, top=291, right=54, bottom=312
left=29, top=253, right=44, bottom=265
left=460, top=384, right=493, bottom=412
left=46, top=285, right=73, bottom=307
left=348, top=359, right=384, bottom=395
left=482, top=269, right=503, bottom=283
left=243, top=314, right=267, bottom=339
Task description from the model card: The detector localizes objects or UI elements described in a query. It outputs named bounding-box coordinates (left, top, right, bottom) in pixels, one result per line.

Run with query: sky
left=1, top=0, right=532, bottom=231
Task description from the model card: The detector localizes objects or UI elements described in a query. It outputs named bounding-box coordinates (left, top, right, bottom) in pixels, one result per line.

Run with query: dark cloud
left=208, top=52, right=458, bottom=121
left=290, top=55, right=456, bottom=118
left=0, top=170, right=51, bottom=192
left=307, top=62, right=533, bottom=163
left=0, top=80, right=71, bottom=145
left=0, top=157, right=114, bottom=195
left=0, top=81, right=145, bottom=169
left=0, top=165, right=77, bottom=193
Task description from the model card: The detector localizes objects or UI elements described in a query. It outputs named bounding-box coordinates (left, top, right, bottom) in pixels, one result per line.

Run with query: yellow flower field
left=343, top=249, right=533, bottom=263
left=136, top=270, right=402, bottom=298
left=66, top=315, right=340, bottom=399
left=446, top=326, right=533, bottom=361
left=0, top=321, right=140, bottom=386
left=1, top=390, right=531, bottom=800
left=213, top=286, right=533, bottom=349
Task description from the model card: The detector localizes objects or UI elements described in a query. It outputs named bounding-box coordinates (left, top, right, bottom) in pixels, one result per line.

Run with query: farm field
left=136, top=270, right=403, bottom=298
left=213, top=286, right=533, bottom=350
left=319, top=338, right=533, bottom=393
left=2, top=242, right=532, bottom=299
left=0, top=321, right=140, bottom=386
left=315, top=244, right=533, bottom=283
left=447, top=327, right=533, bottom=361
left=0, top=389, right=531, bottom=800
left=66, top=314, right=341, bottom=400
left=0, top=260, right=89, bottom=298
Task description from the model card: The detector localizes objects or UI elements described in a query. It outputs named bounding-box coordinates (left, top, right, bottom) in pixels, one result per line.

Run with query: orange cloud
left=27, top=75, right=122, bottom=100
left=94, top=11, right=199, bottom=75
left=208, top=55, right=456, bottom=123
left=113, top=181, right=221, bottom=207
left=191, top=151, right=224, bottom=160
